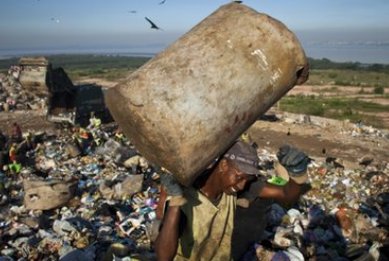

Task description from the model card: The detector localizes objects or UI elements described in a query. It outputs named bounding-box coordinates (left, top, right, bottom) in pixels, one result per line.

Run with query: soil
left=247, top=110, right=389, bottom=169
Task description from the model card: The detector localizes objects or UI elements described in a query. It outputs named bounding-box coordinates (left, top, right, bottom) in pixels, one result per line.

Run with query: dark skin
left=154, top=158, right=306, bottom=261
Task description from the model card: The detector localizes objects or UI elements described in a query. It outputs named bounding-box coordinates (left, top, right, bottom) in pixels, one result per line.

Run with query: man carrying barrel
left=154, top=140, right=310, bottom=261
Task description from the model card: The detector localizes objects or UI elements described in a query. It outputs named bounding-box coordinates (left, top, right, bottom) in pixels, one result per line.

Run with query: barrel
left=105, top=2, right=309, bottom=186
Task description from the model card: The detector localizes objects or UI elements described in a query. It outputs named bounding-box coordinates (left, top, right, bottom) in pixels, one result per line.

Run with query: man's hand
left=160, top=173, right=183, bottom=197
left=277, top=145, right=310, bottom=174
left=160, top=173, right=187, bottom=207
left=276, top=145, right=310, bottom=184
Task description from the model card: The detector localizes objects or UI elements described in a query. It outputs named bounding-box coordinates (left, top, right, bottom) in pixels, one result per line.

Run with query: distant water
left=0, top=48, right=156, bottom=60
left=0, top=44, right=388, bottom=65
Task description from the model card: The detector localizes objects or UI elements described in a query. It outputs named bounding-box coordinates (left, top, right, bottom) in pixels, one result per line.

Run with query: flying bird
left=128, top=10, right=137, bottom=14
left=145, top=17, right=161, bottom=30
left=50, top=17, right=60, bottom=23
left=159, top=0, right=167, bottom=5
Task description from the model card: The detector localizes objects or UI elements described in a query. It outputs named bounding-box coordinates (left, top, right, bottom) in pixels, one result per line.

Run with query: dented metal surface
left=105, top=3, right=309, bottom=185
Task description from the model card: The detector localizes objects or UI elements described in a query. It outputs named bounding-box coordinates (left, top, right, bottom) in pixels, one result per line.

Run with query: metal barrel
left=105, top=3, right=309, bottom=186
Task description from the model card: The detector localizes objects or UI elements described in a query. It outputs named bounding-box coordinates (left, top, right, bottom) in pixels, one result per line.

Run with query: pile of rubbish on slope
left=0, top=118, right=388, bottom=261
left=0, top=67, right=47, bottom=112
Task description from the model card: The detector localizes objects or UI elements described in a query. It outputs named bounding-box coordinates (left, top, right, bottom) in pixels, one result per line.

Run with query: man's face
left=221, top=162, right=255, bottom=195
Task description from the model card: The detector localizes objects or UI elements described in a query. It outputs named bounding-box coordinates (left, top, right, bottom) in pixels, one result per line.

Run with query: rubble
left=0, top=124, right=161, bottom=260
left=0, top=65, right=47, bottom=113
left=240, top=147, right=389, bottom=261
left=23, top=179, right=77, bottom=210
left=1, top=57, right=112, bottom=129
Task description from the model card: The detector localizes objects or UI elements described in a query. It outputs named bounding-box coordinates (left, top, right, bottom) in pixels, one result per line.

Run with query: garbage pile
left=0, top=67, right=47, bottom=112
left=0, top=118, right=388, bottom=260
left=244, top=148, right=389, bottom=261
left=0, top=123, right=160, bottom=260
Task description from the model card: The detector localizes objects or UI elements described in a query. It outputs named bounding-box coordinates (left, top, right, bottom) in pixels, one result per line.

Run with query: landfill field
left=1, top=67, right=389, bottom=260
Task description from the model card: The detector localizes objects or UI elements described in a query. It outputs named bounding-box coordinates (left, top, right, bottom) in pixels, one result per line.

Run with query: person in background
left=154, top=140, right=310, bottom=261
left=10, top=122, right=22, bottom=143
left=88, top=111, right=102, bottom=130
left=114, top=128, right=126, bottom=144
left=72, top=126, right=92, bottom=155
left=8, top=142, right=22, bottom=174
left=8, top=143, right=17, bottom=164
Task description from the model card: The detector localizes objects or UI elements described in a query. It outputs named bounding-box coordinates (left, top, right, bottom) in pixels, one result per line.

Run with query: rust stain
left=241, top=111, right=247, bottom=121
left=234, top=115, right=239, bottom=124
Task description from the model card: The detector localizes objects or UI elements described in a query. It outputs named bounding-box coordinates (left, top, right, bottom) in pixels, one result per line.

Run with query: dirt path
left=0, top=110, right=57, bottom=133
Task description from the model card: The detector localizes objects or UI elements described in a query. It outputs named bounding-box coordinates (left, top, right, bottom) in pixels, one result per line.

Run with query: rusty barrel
left=105, top=3, right=309, bottom=186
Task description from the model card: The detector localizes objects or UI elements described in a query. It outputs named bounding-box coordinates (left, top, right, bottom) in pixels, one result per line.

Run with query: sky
left=1, top=0, right=389, bottom=63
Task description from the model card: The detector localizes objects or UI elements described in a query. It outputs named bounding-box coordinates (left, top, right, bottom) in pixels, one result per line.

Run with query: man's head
left=224, top=140, right=259, bottom=175
left=217, top=141, right=259, bottom=195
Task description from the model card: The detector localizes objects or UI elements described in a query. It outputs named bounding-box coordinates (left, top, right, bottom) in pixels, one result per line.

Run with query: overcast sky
left=1, top=0, right=389, bottom=63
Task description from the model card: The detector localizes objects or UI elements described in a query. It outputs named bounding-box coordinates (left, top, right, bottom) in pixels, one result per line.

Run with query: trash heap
left=0, top=67, right=47, bottom=112
left=0, top=125, right=161, bottom=260
left=245, top=148, right=389, bottom=261
left=0, top=119, right=388, bottom=260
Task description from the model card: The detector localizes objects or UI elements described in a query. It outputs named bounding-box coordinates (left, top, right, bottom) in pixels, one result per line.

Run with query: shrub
left=374, top=86, right=384, bottom=94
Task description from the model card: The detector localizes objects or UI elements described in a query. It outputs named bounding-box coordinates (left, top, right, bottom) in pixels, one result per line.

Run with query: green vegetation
left=49, top=54, right=150, bottom=80
left=306, top=69, right=389, bottom=87
left=374, top=86, right=385, bottom=94
left=279, top=95, right=389, bottom=128
left=305, top=57, right=389, bottom=88
left=0, top=57, right=19, bottom=73
left=0, top=54, right=150, bottom=79
left=308, top=57, right=389, bottom=73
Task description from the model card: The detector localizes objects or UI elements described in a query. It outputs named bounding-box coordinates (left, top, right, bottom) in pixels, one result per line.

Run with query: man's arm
left=154, top=195, right=181, bottom=261
left=258, top=145, right=311, bottom=206
left=154, top=173, right=187, bottom=261
left=258, top=180, right=307, bottom=207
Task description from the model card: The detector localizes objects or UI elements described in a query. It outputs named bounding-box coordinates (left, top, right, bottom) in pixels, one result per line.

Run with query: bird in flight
left=145, top=17, right=161, bottom=30
left=50, top=17, right=60, bottom=23
left=159, top=0, right=167, bottom=5
left=128, top=10, right=137, bottom=14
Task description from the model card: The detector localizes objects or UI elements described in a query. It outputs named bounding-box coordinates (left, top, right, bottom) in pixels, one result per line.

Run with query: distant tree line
left=0, top=54, right=150, bottom=73
left=308, top=58, right=389, bottom=73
